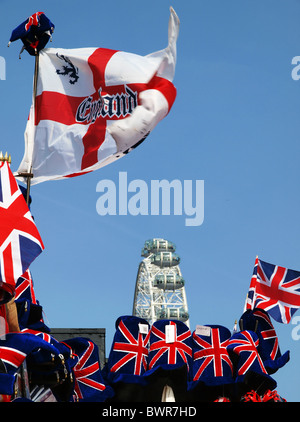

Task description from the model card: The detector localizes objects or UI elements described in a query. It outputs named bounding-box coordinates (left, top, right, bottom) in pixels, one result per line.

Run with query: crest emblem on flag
left=55, top=53, right=79, bottom=84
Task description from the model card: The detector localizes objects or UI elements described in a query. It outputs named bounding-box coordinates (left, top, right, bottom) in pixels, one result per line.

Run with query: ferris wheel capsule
left=153, top=273, right=185, bottom=290
left=141, top=238, right=176, bottom=257
left=132, top=239, right=189, bottom=327
left=150, top=252, right=180, bottom=267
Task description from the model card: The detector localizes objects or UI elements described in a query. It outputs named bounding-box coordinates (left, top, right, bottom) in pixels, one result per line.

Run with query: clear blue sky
left=0, top=0, right=300, bottom=401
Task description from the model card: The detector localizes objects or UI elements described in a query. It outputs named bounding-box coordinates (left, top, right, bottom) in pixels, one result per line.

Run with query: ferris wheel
left=132, top=238, right=190, bottom=327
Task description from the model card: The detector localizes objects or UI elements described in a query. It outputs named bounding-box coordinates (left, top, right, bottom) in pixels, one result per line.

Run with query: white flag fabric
left=16, top=7, right=179, bottom=185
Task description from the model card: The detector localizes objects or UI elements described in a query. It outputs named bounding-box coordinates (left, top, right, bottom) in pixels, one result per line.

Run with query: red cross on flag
left=17, top=7, right=179, bottom=185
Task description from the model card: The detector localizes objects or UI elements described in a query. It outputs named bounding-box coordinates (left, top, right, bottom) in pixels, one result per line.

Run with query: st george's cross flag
left=16, top=8, right=179, bottom=185
left=0, top=161, right=44, bottom=301
left=245, top=257, right=300, bottom=324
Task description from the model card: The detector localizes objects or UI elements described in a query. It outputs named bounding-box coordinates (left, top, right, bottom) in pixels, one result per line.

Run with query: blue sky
left=0, top=0, right=300, bottom=401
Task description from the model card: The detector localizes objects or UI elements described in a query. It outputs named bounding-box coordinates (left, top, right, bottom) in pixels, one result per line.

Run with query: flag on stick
left=0, top=160, right=44, bottom=302
left=246, top=257, right=300, bottom=323
left=16, top=7, right=179, bottom=185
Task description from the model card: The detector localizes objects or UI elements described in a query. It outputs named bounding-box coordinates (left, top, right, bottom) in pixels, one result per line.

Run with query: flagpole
left=18, top=52, right=39, bottom=205
left=26, top=52, right=39, bottom=205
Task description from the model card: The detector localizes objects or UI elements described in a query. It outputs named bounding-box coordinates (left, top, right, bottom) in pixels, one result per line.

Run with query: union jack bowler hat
left=187, top=325, right=234, bottom=402
left=143, top=319, right=193, bottom=401
left=227, top=330, right=277, bottom=397
left=239, top=308, right=290, bottom=375
left=102, top=315, right=153, bottom=401
left=9, top=12, right=54, bottom=56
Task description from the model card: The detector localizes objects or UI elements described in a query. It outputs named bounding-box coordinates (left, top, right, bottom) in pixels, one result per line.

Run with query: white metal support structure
left=132, top=239, right=189, bottom=327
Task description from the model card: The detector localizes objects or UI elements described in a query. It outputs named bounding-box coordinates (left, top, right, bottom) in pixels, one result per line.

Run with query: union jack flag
left=109, top=318, right=150, bottom=376
left=246, top=257, right=300, bottom=323
left=15, top=269, right=37, bottom=304
left=227, top=330, right=267, bottom=376
left=148, top=320, right=192, bottom=371
left=191, top=326, right=233, bottom=383
left=0, top=161, right=44, bottom=300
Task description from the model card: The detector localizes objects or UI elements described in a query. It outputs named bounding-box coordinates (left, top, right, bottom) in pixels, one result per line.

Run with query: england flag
left=17, top=8, right=179, bottom=185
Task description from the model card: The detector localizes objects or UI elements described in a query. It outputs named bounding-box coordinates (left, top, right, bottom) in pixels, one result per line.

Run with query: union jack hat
left=144, top=319, right=193, bottom=401
left=63, top=337, right=114, bottom=402
left=103, top=315, right=151, bottom=401
left=9, top=12, right=54, bottom=56
left=227, top=330, right=277, bottom=397
left=187, top=325, right=234, bottom=402
left=239, top=308, right=290, bottom=375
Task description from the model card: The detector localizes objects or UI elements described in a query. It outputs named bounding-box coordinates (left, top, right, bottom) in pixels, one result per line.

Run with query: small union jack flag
left=192, top=326, right=233, bottom=383
left=148, top=320, right=193, bottom=371
left=0, top=161, right=44, bottom=300
left=109, top=318, right=150, bottom=377
left=246, top=257, right=300, bottom=323
left=15, top=269, right=37, bottom=304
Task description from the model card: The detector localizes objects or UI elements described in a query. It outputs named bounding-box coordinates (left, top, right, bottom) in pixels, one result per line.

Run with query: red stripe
left=148, top=75, right=177, bottom=111
left=3, top=243, right=14, bottom=286
left=80, top=48, right=117, bottom=169
left=35, top=92, right=82, bottom=126
left=0, top=347, right=26, bottom=367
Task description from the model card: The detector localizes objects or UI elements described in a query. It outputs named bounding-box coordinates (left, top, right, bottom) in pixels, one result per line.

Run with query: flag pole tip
left=0, top=152, right=11, bottom=163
